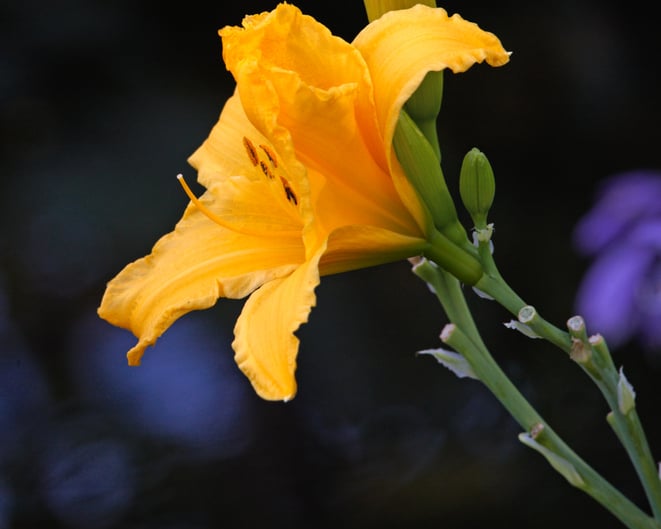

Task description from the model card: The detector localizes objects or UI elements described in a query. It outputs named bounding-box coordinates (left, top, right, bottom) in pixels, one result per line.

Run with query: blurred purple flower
left=68, top=312, right=258, bottom=459
left=573, top=171, right=661, bottom=350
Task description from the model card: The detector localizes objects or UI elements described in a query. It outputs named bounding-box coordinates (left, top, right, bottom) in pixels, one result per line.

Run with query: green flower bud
left=394, top=109, right=469, bottom=247
left=364, top=0, right=436, bottom=22
left=366, top=0, right=443, bottom=157
left=459, top=148, right=496, bottom=229
left=404, top=71, right=443, bottom=160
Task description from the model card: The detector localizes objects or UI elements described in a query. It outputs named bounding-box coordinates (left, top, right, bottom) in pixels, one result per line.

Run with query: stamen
left=177, top=174, right=300, bottom=235
left=243, top=137, right=259, bottom=166
left=259, top=144, right=278, bottom=167
left=176, top=174, right=263, bottom=236
left=280, top=176, right=298, bottom=205
left=259, top=160, right=275, bottom=180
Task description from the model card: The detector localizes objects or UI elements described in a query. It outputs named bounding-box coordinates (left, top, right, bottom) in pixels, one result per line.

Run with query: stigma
left=176, top=174, right=259, bottom=236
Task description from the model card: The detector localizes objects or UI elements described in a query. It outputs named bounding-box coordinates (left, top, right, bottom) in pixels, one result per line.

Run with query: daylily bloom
left=98, top=3, right=509, bottom=401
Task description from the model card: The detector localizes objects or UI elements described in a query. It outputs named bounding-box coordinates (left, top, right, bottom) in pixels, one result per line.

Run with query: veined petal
left=353, top=4, right=510, bottom=151
left=233, top=244, right=326, bottom=401
left=353, top=5, right=509, bottom=236
left=202, top=177, right=302, bottom=235
left=189, top=94, right=303, bottom=234
left=221, top=3, right=380, bottom=159
left=320, top=225, right=426, bottom=276
left=98, top=205, right=303, bottom=366
left=220, top=4, right=426, bottom=237
left=278, top=83, right=420, bottom=236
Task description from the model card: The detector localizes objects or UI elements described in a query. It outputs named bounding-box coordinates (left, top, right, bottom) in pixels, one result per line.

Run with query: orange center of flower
left=177, top=136, right=300, bottom=236
left=242, top=136, right=298, bottom=206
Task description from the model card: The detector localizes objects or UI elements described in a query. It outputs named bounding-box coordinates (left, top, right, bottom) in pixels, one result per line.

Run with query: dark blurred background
left=2, top=1, right=660, bottom=528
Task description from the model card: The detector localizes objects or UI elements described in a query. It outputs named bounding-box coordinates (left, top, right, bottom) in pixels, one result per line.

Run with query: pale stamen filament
left=176, top=174, right=298, bottom=237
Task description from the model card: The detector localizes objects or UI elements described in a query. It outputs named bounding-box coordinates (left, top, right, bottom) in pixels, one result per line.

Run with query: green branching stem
left=412, top=258, right=660, bottom=529
left=468, top=237, right=661, bottom=522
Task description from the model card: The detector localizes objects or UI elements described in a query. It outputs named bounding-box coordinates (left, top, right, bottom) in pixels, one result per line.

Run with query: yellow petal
left=188, top=93, right=252, bottom=190
left=220, top=4, right=426, bottom=237
left=189, top=94, right=303, bottom=234
left=223, top=5, right=384, bottom=167
left=353, top=4, right=510, bottom=152
left=353, top=5, right=509, bottom=236
left=233, top=244, right=325, bottom=401
left=320, top=225, right=426, bottom=276
left=98, top=205, right=303, bottom=366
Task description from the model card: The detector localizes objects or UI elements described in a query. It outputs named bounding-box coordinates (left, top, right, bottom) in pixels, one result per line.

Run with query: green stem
left=592, top=337, right=661, bottom=522
left=422, top=229, right=482, bottom=286
left=467, top=240, right=661, bottom=523
left=413, top=259, right=660, bottom=529
left=609, top=409, right=661, bottom=522
left=591, top=366, right=661, bottom=522
left=476, top=271, right=572, bottom=351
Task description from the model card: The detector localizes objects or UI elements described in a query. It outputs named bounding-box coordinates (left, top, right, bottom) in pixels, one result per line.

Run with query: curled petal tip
left=127, top=346, right=145, bottom=366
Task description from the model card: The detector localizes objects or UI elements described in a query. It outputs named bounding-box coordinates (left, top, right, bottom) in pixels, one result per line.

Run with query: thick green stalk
left=568, top=330, right=661, bottom=521
left=422, top=229, right=482, bottom=286
left=476, top=271, right=572, bottom=351
left=469, top=239, right=661, bottom=522
left=412, top=259, right=660, bottom=529
left=610, top=409, right=661, bottom=521
left=575, top=337, right=661, bottom=522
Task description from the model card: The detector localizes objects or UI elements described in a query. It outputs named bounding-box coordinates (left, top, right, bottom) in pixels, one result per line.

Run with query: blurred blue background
left=2, top=1, right=661, bottom=527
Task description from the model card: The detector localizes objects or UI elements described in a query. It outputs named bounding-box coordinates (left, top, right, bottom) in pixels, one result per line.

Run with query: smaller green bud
left=459, top=148, right=496, bottom=229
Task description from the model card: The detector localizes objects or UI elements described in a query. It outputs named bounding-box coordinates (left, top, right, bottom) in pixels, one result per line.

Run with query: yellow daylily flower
left=98, top=3, right=509, bottom=401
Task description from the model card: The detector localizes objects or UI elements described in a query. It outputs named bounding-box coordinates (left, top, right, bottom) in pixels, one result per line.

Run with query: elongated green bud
left=368, top=4, right=443, bottom=159
left=459, top=148, right=496, bottom=229
left=394, top=110, right=469, bottom=247
left=404, top=71, right=443, bottom=160
left=363, top=0, right=436, bottom=22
